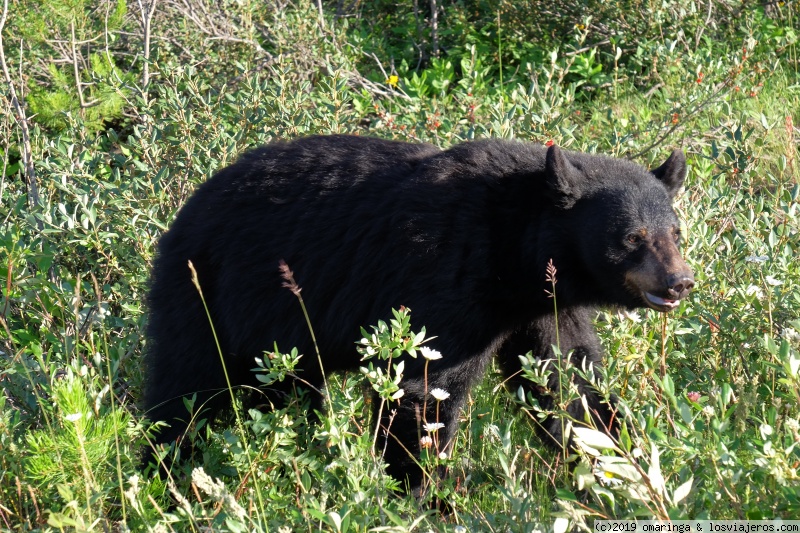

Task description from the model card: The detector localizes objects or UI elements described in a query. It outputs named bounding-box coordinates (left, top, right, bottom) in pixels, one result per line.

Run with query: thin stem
left=429, top=0, right=438, bottom=58
left=0, top=0, right=41, bottom=221
left=371, top=350, right=392, bottom=451
left=660, top=312, right=667, bottom=381
left=497, top=8, right=504, bottom=117
left=136, top=0, right=158, bottom=89
left=294, top=291, right=332, bottom=412
left=188, top=262, right=238, bottom=420
left=279, top=260, right=332, bottom=412
left=188, top=261, right=267, bottom=514
left=372, top=397, right=386, bottom=451
left=422, top=360, right=429, bottom=426
left=71, top=21, right=99, bottom=109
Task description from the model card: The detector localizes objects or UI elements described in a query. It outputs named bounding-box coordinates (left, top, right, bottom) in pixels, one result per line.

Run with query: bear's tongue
left=645, top=292, right=679, bottom=310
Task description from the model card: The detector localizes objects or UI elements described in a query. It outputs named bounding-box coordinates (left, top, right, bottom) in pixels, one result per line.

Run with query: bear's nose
left=666, top=273, right=695, bottom=299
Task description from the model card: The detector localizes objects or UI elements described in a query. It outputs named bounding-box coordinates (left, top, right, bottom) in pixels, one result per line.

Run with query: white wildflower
left=745, top=285, right=765, bottom=300
left=420, top=347, right=443, bottom=360
left=594, top=467, right=623, bottom=487
left=420, top=435, right=433, bottom=449
left=765, top=276, right=782, bottom=286
left=438, top=452, right=448, bottom=460
left=619, top=309, right=641, bottom=323
left=430, top=388, right=450, bottom=401
left=423, top=422, right=445, bottom=433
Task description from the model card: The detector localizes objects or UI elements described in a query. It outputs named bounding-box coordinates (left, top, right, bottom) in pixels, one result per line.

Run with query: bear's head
left=544, top=145, right=695, bottom=312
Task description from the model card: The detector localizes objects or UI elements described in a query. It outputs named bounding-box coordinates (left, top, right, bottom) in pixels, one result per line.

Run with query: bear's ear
left=651, top=149, right=686, bottom=198
left=544, top=144, right=581, bottom=209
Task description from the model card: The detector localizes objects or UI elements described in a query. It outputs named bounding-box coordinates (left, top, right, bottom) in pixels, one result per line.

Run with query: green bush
left=0, top=0, right=798, bottom=530
left=7, top=0, right=131, bottom=133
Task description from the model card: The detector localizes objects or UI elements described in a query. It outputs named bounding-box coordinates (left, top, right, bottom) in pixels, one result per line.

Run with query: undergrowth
left=1, top=0, right=798, bottom=530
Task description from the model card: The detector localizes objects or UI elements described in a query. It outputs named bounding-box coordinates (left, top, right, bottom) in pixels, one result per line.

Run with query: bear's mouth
left=643, top=292, right=680, bottom=312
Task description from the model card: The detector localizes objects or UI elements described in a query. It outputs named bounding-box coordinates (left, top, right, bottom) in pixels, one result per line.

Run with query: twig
left=116, top=30, right=194, bottom=62
left=628, top=79, right=732, bottom=159
left=366, top=51, right=390, bottom=81
left=2, top=244, right=12, bottom=317
left=349, top=58, right=413, bottom=101
left=45, top=35, right=103, bottom=45
left=136, top=0, right=158, bottom=89
left=0, top=0, right=42, bottom=225
left=163, top=0, right=266, bottom=54
left=412, top=0, right=424, bottom=70
left=228, top=53, right=279, bottom=87
left=644, top=82, right=665, bottom=99
left=357, top=71, right=411, bottom=100
left=316, top=0, right=325, bottom=29
left=70, top=21, right=100, bottom=108
left=430, top=0, right=439, bottom=58
left=695, top=0, right=714, bottom=49
left=563, top=40, right=611, bottom=57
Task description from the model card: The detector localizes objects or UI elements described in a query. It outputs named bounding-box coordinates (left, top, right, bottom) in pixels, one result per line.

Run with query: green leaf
left=573, top=462, right=595, bottom=490
left=554, top=517, right=570, bottom=533
left=555, top=488, right=578, bottom=502
left=573, top=427, right=619, bottom=455
left=673, top=477, right=693, bottom=505
left=597, top=456, right=642, bottom=482
left=648, top=443, right=665, bottom=497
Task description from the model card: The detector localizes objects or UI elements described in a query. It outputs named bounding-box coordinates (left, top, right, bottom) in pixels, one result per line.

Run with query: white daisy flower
left=420, top=347, right=443, bottom=360
left=423, top=422, right=445, bottom=433
left=594, top=468, right=623, bottom=487
left=429, top=388, right=450, bottom=401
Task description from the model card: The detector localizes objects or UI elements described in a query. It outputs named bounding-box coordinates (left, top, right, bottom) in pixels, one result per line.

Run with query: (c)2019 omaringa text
left=594, top=521, right=800, bottom=533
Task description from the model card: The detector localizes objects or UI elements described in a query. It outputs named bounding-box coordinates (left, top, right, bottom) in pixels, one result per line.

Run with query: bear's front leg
left=497, top=307, right=620, bottom=450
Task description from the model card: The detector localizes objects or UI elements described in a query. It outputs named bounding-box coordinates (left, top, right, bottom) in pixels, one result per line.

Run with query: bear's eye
left=626, top=233, right=642, bottom=246
left=672, top=227, right=682, bottom=243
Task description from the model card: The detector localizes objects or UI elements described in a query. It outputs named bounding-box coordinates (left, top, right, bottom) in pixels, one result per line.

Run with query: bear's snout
left=666, top=272, right=694, bottom=300
left=625, top=239, right=694, bottom=312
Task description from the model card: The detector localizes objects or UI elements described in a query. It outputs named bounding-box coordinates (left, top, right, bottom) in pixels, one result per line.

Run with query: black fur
left=144, top=135, right=693, bottom=493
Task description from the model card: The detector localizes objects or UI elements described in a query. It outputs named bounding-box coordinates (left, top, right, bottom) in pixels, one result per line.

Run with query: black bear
left=144, top=135, right=694, bottom=494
